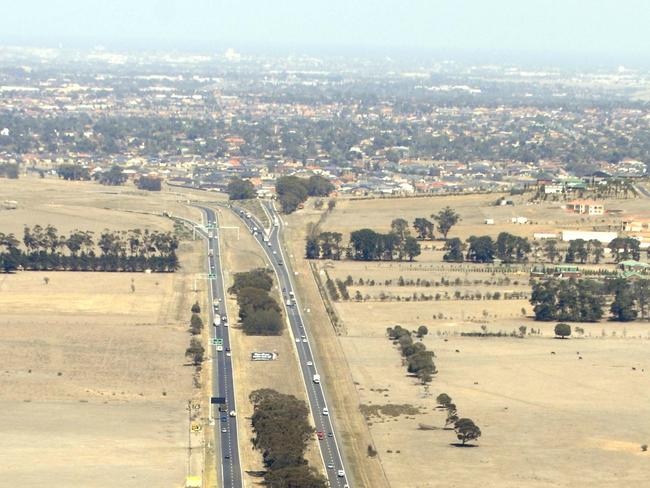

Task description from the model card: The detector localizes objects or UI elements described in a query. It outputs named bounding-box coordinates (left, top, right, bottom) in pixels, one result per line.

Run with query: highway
left=194, top=206, right=243, bottom=488
left=231, top=201, right=350, bottom=488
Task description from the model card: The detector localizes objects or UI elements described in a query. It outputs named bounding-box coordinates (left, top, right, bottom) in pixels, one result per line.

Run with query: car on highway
left=295, top=338, right=300, bottom=343
left=221, top=427, right=227, bottom=433
left=278, top=261, right=283, bottom=265
left=302, top=337, right=308, bottom=343
left=221, top=416, right=227, bottom=422
left=316, top=431, right=325, bottom=440
left=328, top=432, right=333, bottom=438
left=225, top=454, right=231, bottom=459
left=337, top=469, right=345, bottom=477
left=327, top=463, right=334, bottom=469
left=306, top=361, right=313, bottom=366
left=322, top=407, right=329, bottom=416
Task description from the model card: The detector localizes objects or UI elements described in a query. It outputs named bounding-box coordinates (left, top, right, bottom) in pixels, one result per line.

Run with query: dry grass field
left=0, top=176, right=212, bottom=487
left=281, top=193, right=650, bottom=488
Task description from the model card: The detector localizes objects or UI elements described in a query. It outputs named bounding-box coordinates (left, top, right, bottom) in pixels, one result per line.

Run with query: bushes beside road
left=229, top=268, right=283, bottom=335
left=250, top=388, right=327, bottom=487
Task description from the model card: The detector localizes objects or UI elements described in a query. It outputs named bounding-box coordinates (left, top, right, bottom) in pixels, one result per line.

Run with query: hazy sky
left=3, top=0, right=649, bottom=61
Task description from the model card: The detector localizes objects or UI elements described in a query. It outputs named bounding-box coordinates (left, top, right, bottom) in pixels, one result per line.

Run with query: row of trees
left=531, top=278, right=650, bottom=322
left=542, top=237, right=640, bottom=264
left=229, top=268, right=283, bottom=335
left=443, top=232, right=532, bottom=264
left=0, top=225, right=179, bottom=273
left=275, top=175, right=334, bottom=213
left=185, top=302, right=205, bottom=367
left=306, top=219, right=422, bottom=261
left=386, top=325, right=436, bottom=384
left=436, top=394, right=482, bottom=446
left=57, top=164, right=128, bottom=185
left=250, top=388, right=327, bottom=488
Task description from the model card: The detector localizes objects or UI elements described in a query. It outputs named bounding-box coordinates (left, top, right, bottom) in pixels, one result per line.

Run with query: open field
left=215, top=205, right=325, bottom=485
left=282, top=193, right=650, bottom=488
left=319, top=192, right=650, bottom=241
left=0, top=176, right=208, bottom=487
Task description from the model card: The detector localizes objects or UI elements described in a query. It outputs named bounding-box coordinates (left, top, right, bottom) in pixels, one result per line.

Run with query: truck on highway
left=313, top=374, right=320, bottom=384
left=229, top=410, right=236, bottom=417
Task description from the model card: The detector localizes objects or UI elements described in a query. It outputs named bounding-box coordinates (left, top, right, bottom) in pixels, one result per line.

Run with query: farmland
left=281, top=192, right=650, bottom=488
left=0, top=176, right=212, bottom=487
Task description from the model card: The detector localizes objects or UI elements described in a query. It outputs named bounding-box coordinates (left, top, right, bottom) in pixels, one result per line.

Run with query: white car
left=322, top=407, right=329, bottom=416
left=272, top=250, right=277, bottom=255
left=306, top=361, right=313, bottom=366
left=337, top=470, right=345, bottom=477
left=295, top=338, right=300, bottom=343
left=327, top=463, right=334, bottom=469
left=302, top=338, right=308, bottom=343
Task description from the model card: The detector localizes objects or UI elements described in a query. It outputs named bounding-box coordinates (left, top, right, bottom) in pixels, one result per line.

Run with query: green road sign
left=208, top=273, right=216, bottom=279
left=210, top=338, right=223, bottom=346
left=206, top=222, right=216, bottom=229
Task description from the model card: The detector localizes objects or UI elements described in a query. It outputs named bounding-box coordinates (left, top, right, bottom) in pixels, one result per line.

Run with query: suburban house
left=565, top=200, right=604, bottom=215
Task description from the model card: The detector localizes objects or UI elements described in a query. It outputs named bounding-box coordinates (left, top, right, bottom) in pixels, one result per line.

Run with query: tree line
left=306, top=218, right=422, bottom=262
left=541, top=237, right=640, bottom=264
left=0, top=225, right=179, bottom=273
left=386, top=325, right=436, bottom=384
left=57, top=163, right=128, bottom=186
left=442, top=232, right=532, bottom=264
left=435, top=393, right=482, bottom=446
left=275, top=175, right=334, bottom=213
left=250, top=388, right=327, bottom=488
left=531, top=277, right=650, bottom=322
left=229, top=268, right=283, bottom=335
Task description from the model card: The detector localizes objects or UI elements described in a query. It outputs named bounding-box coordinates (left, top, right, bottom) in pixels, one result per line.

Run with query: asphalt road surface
left=232, top=202, right=350, bottom=488
left=196, top=206, right=243, bottom=488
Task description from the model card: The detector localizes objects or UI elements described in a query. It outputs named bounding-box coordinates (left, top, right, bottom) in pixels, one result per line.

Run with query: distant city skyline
left=2, top=1, right=650, bottom=67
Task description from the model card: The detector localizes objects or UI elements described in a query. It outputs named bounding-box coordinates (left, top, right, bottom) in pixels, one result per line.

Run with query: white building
left=511, top=216, right=528, bottom=224
left=560, top=230, right=617, bottom=243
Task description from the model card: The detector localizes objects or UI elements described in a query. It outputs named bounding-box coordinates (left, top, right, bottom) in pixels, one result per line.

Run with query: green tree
left=466, top=235, right=495, bottom=263
left=98, top=165, right=127, bottom=185
left=443, top=238, right=464, bottom=262
left=416, top=325, right=429, bottom=339
left=454, top=418, right=482, bottom=445
left=185, top=337, right=205, bottom=366
left=226, top=177, right=256, bottom=200
left=554, top=323, right=571, bottom=339
left=413, top=217, right=434, bottom=240
left=404, top=236, right=421, bottom=261
left=543, top=239, right=561, bottom=263
left=436, top=393, right=452, bottom=407
left=191, top=302, right=201, bottom=314
left=432, top=207, right=460, bottom=239
left=306, top=175, right=334, bottom=196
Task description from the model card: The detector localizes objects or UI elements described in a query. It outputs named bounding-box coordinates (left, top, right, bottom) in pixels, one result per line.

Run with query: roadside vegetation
left=275, top=175, right=334, bottom=213
left=228, top=268, right=283, bottom=335
left=250, top=388, right=328, bottom=488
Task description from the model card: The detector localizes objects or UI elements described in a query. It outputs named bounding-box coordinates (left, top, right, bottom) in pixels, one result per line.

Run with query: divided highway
left=194, top=206, right=243, bottom=488
left=232, top=201, right=350, bottom=488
